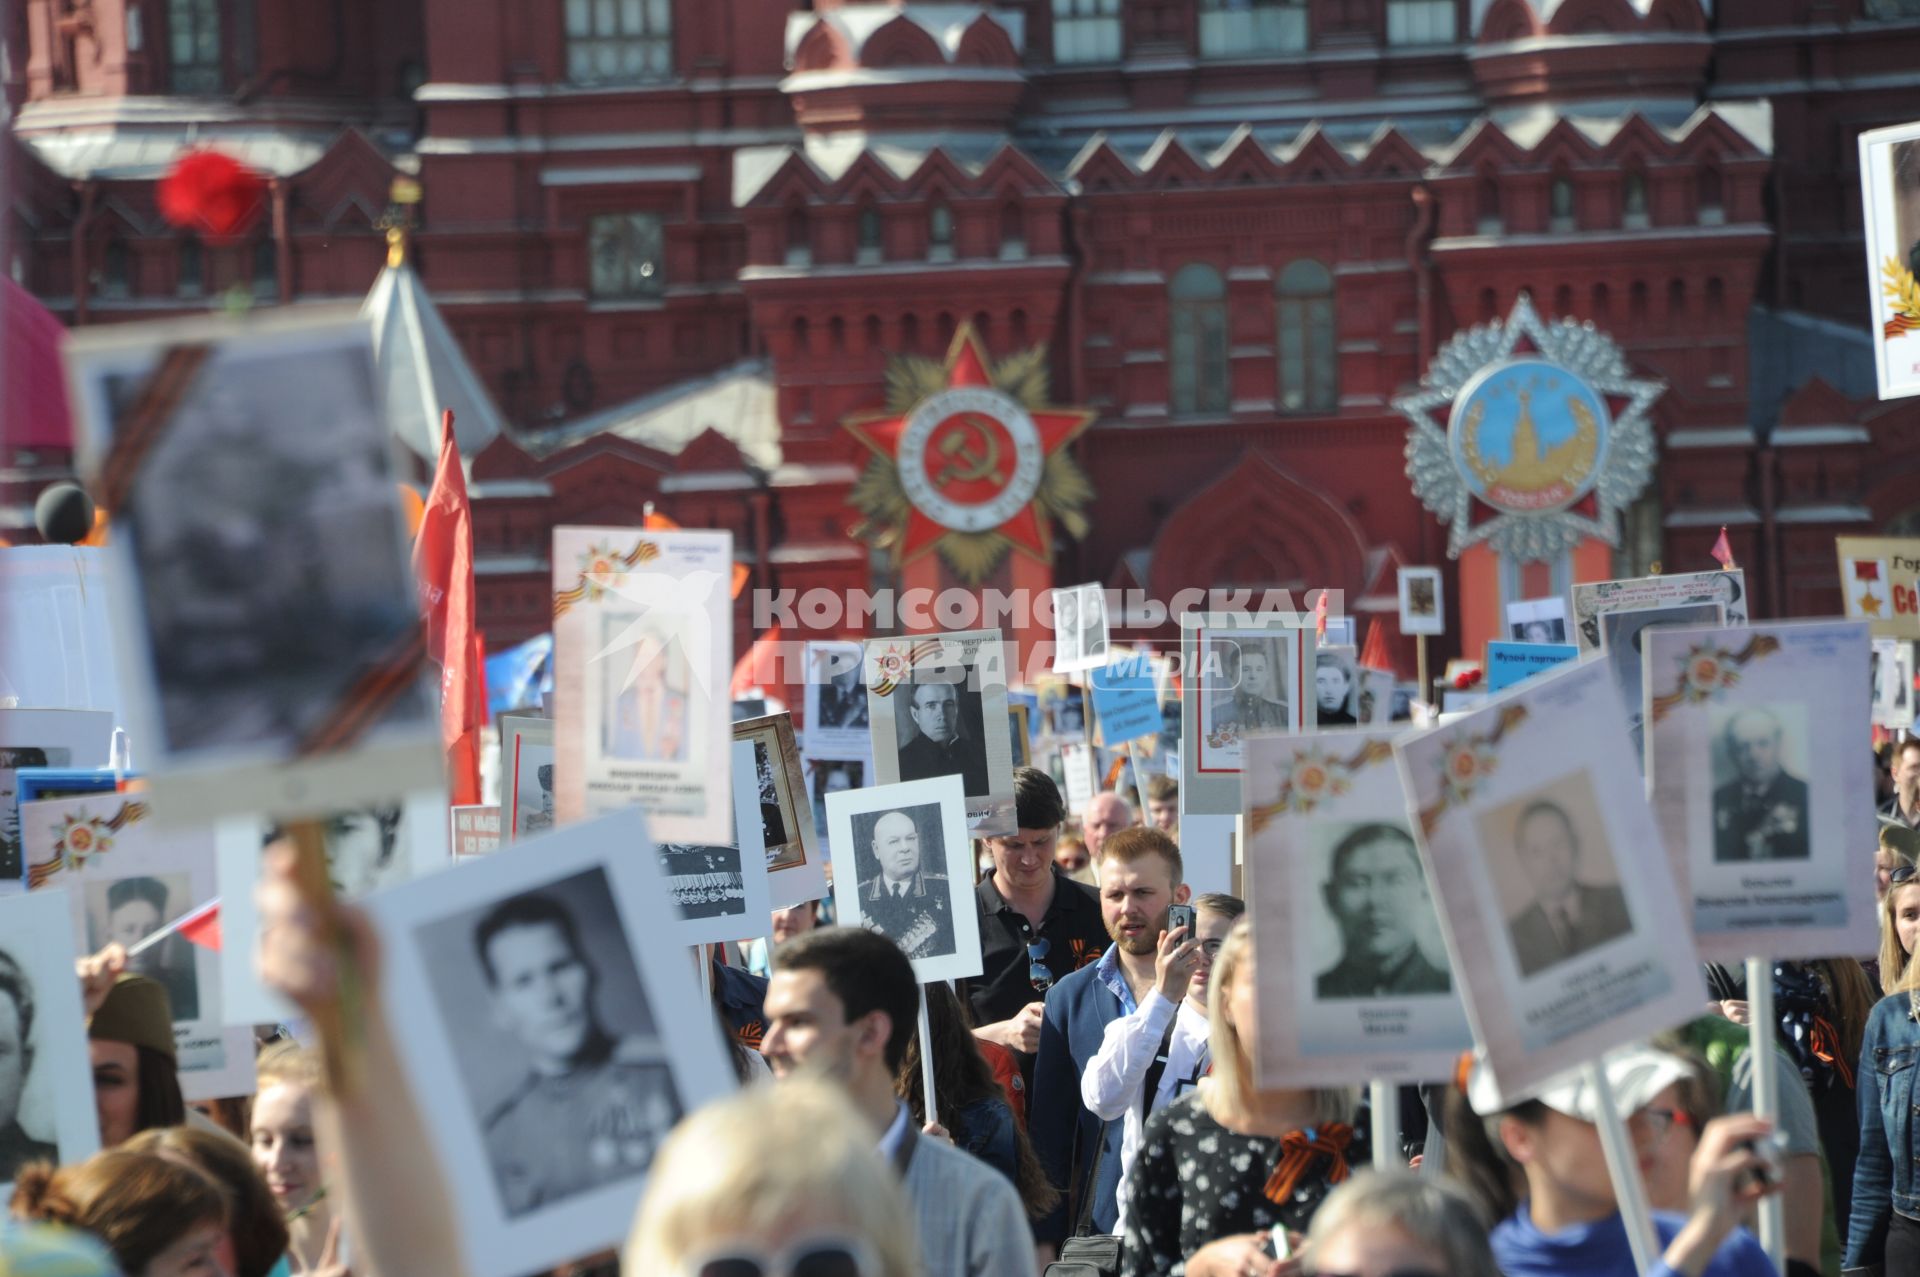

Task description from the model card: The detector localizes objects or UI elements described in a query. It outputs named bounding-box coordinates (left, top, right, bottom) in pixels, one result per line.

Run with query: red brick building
left=11, top=0, right=1920, bottom=669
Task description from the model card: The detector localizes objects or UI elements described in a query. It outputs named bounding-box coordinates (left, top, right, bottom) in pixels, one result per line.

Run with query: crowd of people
left=12, top=741, right=1920, bottom=1277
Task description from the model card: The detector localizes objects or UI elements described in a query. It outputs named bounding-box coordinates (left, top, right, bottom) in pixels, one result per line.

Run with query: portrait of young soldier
left=1315, top=823, right=1449, bottom=999
left=473, top=889, right=678, bottom=1217
left=1208, top=640, right=1289, bottom=738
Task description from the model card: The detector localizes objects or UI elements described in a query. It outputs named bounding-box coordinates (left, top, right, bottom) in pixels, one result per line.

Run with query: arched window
left=999, top=201, right=1025, bottom=259
left=1550, top=176, right=1575, bottom=231
left=1698, top=165, right=1724, bottom=225
left=901, top=312, right=920, bottom=353
left=177, top=237, right=203, bottom=297
left=1170, top=263, right=1229, bottom=416
left=1477, top=176, right=1502, bottom=233
left=1591, top=282, right=1611, bottom=320
left=857, top=201, right=883, bottom=262
left=784, top=205, right=810, bottom=266
left=1623, top=171, right=1649, bottom=228
left=864, top=314, right=883, bottom=352
left=790, top=315, right=810, bottom=356
left=829, top=315, right=846, bottom=352
left=1276, top=259, right=1336, bottom=414
left=972, top=310, right=992, bottom=344
left=936, top=310, right=956, bottom=348
left=928, top=203, right=954, bottom=261
left=1553, top=284, right=1573, bottom=318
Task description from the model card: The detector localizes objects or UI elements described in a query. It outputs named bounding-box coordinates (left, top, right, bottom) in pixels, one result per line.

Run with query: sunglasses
left=1028, top=937, right=1054, bottom=994
left=1893, top=865, right=1920, bottom=887
left=685, top=1235, right=876, bottom=1277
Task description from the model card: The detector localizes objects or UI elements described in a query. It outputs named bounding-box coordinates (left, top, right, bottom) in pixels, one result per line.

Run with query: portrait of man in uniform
left=1502, top=798, right=1633, bottom=978
left=1315, top=823, right=1449, bottom=999
left=0, top=948, right=56, bottom=1182
left=474, top=890, right=678, bottom=1218
left=1208, top=639, right=1290, bottom=738
left=855, top=806, right=954, bottom=961
left=1313, top=653, right=1360, bottom=728
left=1711, top=707, right=1811, bottom=863
left=894, top=679, right=990, bottom=795
left=95, top=876, right=200, bottom=1022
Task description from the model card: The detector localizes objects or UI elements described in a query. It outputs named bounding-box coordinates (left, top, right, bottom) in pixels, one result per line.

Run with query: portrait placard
left=733, top=714, right=826, bottom=910
left=1308, top=646, right=1363, bottom=730
left=1243, top=730, right=1471, bottom=1087
left=1038, top=677, right=1088, bottom=742
left=0, top=889, right=100, bottom=1195
left=1875, top=638, right=1915, bottom=728
left=454, top=806, right=503, bottom=860
left=552, top=526, right=733, bottom=844
left=825, top=775, right=982, bottom=984
left=217, top=790, right=451, bottom=1026
left=1645, top=621, right=1877, bottom=961
left=0, top=547, right=123, bottom=720
left=1836, top=537, right=1920, bottom=638
left=656, top=740, right=770, bottom=947
left=802, top=754, right=864, bottom=851
left=864, top=630, right=1016, bottom=836
left=1009, top=700, right=1034, bottom=768
left=1506, top=597, right=1571, bottom=645
left=1486, top=641, right=1578, bottom=693
left=63, top=309, right=440, bottom=824
left=366, top=809, right=735, bottom=1277
left=1051, top=582, right=1111, bottom=675
left=1061, top=741, right=1098, bottom=817
left=1601, top=602, right=1725, bottom=764
left=1573, top=570, right=1748, bottom=652
left=0, top=709, right=113, bottom=894
left=1359, top=667, right=1397, bottom=725
left=802, top=641, right=869, bottom=761
left=501, top=715, right=556, bottom=843
left=23, top=794, right=255, bottom=1099
left=1397, top=567, right=1445, bottom=637
left=1181, top=614, right=1306, bottom=816
left=1857, top=120, right=1920, bottom=401
left=1395, top=659, right=1706, bottom=1107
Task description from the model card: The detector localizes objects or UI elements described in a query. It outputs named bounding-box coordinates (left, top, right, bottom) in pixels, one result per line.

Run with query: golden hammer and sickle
left=933, top=415, right=1007, bottom=488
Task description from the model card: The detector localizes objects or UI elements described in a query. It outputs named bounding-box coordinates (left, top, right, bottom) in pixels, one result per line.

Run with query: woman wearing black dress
left=1121, top=917, right=1365, bottom=1277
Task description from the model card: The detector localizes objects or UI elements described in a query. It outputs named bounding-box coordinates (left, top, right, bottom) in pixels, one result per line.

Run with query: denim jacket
left=1845, top=991, right=1920, bottom=1269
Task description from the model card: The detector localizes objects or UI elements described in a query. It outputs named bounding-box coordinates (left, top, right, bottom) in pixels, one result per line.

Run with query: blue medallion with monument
left=1448, top=359, right=1611, bottom=517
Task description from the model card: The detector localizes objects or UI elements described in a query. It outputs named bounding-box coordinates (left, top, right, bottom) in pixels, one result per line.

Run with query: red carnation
left=1451, top=669, right=1483, bottom=690
left=158, top=150, right=267, bottom=241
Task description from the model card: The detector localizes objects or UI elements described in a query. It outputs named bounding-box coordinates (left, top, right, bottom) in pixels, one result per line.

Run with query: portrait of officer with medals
left=474, top=891, right=678, bottom=1217
left=1711, top=707, right=1811, bottom=863
left=855, top=806, right=955, bottom=961
left=1207, top=639, right=1290, bottom=740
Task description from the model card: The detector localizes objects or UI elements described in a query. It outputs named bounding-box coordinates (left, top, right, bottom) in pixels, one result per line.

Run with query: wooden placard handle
left=284, top=819, right=362, bottom=1098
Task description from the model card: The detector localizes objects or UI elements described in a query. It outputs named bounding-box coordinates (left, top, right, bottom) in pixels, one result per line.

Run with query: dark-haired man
left=763, top=927, right=1036, bottom=1277
left=476, top=892, right=677, bottom=1217
left=1505, top=801, right=1633, bottom=978
left=897, top=680, right=990, bottom=795
left=1316, top=823, right=1449, bottom=998
left=105, top=876, right=198, bottom=1020
left=0, top=949, right=56, bottom=1180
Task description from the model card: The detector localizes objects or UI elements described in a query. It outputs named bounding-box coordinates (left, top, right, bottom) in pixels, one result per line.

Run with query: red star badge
left=846, top=324, right=1094, bottom=566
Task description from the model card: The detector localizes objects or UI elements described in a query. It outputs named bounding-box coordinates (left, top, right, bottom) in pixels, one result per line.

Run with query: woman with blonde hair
left=247, top=1041, right=339, bottom=1274
left=1120, top=917, right=1363, bottom=1277
left=1879, top=863, right=1920, bottom=994
left=626, top=1077, right=918, bottom=1277
left=9, top=1147, right=231, bottom=1277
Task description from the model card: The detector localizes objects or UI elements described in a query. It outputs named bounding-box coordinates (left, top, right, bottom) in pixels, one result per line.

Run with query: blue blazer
left=1030, top=958, right=1125, bottom=1243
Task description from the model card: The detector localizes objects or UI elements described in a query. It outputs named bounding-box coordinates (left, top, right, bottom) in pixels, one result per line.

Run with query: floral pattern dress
left=1119, top=1091, right=1368, bottom=1277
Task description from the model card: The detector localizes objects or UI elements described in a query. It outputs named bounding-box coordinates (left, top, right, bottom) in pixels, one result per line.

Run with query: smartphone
left=1167, top=903, right=1196, bottom=936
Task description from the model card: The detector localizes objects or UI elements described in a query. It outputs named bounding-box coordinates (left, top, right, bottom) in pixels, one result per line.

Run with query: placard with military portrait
left=864, top=630, right=1016, bottom=837
left=803, top=641, right=870, bottom=762
left=1645, top=620, right=1876, bottom=961
left=732, top=713, right=825, bottom=910
left=1243, top=729, right=1470, bottom=1087
left=1180, top=613, right=1307, bottom=816
left=0, top=889, right=99, bottom=1196
left=825, top=775, right=981, bottom=984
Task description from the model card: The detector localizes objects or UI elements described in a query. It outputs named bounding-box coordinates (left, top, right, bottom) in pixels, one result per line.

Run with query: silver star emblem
left=1395, top=293, right=1664, bottom=560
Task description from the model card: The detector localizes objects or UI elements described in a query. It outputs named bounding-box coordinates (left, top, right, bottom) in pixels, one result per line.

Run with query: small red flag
left=175, top=900, right=221, bottom=952
left=1710, top=527, right=1736, bottom=572
left=1315, top=592, right=1329, bottom=642
left=413, top=410, right=482, bottom=805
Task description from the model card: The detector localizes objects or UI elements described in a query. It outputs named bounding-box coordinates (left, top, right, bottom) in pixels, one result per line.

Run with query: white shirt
left=1079, top=988, right=1211, bottom=1236
left=877, top=1099, right=912, bottom=1164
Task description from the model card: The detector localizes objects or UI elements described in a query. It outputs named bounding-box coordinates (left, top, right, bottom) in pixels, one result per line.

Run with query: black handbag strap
left=1073, top=1119, right=1110, bottom=1237
left=1138, top=1017, right=1180, bottom=1120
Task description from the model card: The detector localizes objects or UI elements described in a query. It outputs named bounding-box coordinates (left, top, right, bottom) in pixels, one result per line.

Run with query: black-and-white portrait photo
left=598, top=613, right=691, bottom=765
left=1710, top=704, right=1811, bottom=863
left=658, top=844, right=746, bottom=921
left=1602, top=602, right=1724, bottom=755
left=1043, top=683, right=1087, bottom=740
left=417, top=867, right=679, bottom=1220
left=0, top=947, right=56, bottom=1181
left=851, top=802, right=955, bottom=961
left=1009, top=704, right=1032, bottom=769
left=1313, top=650, right=1361, bottom=728
left=1514, top=617, right=1567, bottom=644
left=814, top=660, right=868, bottom=732
left=98, top=330, right=428, bottom=758
left=87, top=874, right=201, bottom=1021
left=1875, top=639, right=1914, bottom=726
left=892, top=673, right=989, bottom=794
left=753, top=740, right=790, bottom=868
left=1482, top=777, right=1634, bottom=979
left=0, top=747, right=61, bottom=887
left=810, top=760, right=861, bottom=842
left=1206, top=636, right=1291, bottom=737
left=1053, top=583, right=1109, bottom=673
left=1313, top=822, right=1450, bottom=1000
left=1406, top=575, right=1437, bottom=618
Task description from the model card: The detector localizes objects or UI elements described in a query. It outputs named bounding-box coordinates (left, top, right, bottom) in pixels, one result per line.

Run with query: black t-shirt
left=964, top=868, right=1109, bottom=1032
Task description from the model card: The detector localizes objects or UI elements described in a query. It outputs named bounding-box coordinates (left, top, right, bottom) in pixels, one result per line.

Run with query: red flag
left=731, top=622, right=784, bottom=698
left=1315, top=592, right=1329, bottom=642
left=412, top=410, right=481, bottom=805
left=1358, top=618, right=1394, bottom=675
left=176, top=900, right=221, bottom=952
left=1710, top=526, right=1736, bottom=571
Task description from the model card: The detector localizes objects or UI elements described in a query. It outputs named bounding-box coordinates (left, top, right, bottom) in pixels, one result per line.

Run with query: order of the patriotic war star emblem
left=1397, top=294, right=1664, bottom=561
left=845, top=322, right=1095, bottom=584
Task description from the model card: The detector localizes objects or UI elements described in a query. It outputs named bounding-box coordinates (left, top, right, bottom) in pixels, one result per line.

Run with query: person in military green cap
left=474, top=891, right=677, bottom=1218
left=0, top=946, right=58, bottom=1180
left=84, top=969, right=186, bottom=1148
